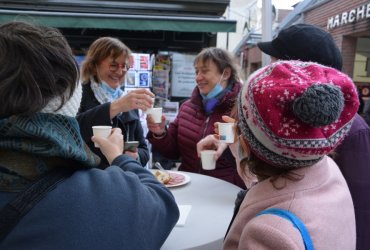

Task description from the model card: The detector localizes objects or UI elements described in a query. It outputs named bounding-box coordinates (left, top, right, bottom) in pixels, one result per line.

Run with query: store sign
left=327, top=2, right=370, bottom=30
left=171, top=53, right=196, bottom=97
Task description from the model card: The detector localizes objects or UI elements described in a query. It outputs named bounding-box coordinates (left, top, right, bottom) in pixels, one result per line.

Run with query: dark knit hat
left=238, top=61, right=359, bottom=168
left=257, top=24, right=343, bottom=70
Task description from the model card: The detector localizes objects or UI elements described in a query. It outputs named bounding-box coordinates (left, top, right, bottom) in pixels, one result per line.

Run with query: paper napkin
left=176, top=205, right=192, bottom=227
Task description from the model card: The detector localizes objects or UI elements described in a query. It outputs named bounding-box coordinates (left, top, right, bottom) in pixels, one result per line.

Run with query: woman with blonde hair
left=78, top=37, right=153, bottom=167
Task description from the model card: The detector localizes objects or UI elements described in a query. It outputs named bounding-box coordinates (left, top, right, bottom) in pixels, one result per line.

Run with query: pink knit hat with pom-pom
left=238, top=60, right=359, bottom=168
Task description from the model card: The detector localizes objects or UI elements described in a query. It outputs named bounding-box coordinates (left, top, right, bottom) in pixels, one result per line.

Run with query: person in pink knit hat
left=198, top=60, right=358, bottom=249
left=257, top=24, right=370, bottom=250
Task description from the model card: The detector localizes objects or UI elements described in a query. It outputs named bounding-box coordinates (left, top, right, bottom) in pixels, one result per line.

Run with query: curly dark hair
left=0, top=21, right=78, bottom=118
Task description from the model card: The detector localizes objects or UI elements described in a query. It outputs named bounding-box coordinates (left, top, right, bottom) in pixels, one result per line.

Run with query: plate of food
left=151, top=170, right=191, bottom=188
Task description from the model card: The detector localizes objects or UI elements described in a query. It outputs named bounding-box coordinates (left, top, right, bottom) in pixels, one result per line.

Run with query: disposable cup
left=147, top=107, right=162, bottom=123
left=201, top=150, right=217, bottom=170
left=218, top=123, right=235, bottom=143
left=92, top=126, right=112, bottom=148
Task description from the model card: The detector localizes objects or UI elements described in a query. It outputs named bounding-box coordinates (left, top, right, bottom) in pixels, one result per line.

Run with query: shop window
left=353, top=38, right=370, bottom=82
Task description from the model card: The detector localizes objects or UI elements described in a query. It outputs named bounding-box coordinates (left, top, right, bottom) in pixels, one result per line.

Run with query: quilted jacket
left=148, top=82, right=245, bottom=188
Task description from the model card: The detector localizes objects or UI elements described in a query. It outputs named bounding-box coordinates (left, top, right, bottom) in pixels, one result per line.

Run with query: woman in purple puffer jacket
left=147, top=47, right=245, bottom=188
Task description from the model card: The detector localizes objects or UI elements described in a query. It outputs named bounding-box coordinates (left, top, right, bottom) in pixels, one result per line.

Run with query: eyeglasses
left=109, top=62, right=130, bottom=72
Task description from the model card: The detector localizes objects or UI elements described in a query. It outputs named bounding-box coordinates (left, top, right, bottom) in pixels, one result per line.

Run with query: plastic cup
left=218, top=123, right=235, bottom=143
left=201, top=150, right=217, bottom=170
left=92, top=126, right=112, bottom=148
left=147, top=107, right=163, bottom=123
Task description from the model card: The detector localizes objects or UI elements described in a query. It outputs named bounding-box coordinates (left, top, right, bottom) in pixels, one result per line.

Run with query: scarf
left=202, top=83, right=233, bottom=116
left=0, top=113, right=101, bottom=191
left=40, top=82, right=82, bottom=117
left=90, top=77, right=123, bottom=104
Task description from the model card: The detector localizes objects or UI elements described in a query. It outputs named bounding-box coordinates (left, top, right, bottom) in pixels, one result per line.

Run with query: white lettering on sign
left=348, top=9, right=356, bottom=22
left=357, top=5, right=365, bottom=19
left=341, top=12, right=348, bottom=25
left=327, top=2, right=370, bottom=30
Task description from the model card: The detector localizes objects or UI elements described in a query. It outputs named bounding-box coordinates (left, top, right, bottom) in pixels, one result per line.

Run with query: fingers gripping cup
left=147, top=107, right=163, bottom=123
left=201, top=150, right=217, bottom=170
left=92, top=126, right=112, bottom=148
left=218, top=123, right=235, bottom=143
left=143, top=97, right=155, bottom=113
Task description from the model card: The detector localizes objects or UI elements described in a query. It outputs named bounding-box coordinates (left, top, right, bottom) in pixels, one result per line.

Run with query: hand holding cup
left=197, top=134, right=229, bottom=170
left=92, top=126, right=112, bottom=148
left=92, top=128, right=124, bottom=164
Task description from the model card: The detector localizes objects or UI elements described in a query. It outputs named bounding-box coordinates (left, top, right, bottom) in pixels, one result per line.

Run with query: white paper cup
left=201, top=150, right=217, bottom=170
left=92, top=126, right=112, bottom=148
left=147, top=107, right=162, bottom=123
left=218, top=123, right=235, bottom=143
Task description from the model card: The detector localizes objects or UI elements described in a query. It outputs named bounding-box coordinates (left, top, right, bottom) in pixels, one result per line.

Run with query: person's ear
left=223, top=67, right=232, bottom=81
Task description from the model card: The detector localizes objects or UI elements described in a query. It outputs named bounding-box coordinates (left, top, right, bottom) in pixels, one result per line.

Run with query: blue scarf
left=201, top=84, right=233, bottom=116
left=90, top=78, right=123, bottom=104
left=101, top=81, right=123, bottom=100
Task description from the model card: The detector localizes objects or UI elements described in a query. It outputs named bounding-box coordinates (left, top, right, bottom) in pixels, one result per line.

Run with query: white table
left=161, top=172, right=242, bottom=250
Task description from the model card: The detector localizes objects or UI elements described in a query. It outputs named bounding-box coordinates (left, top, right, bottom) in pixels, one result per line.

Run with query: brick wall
left=304, top=0, right=370, bottom=77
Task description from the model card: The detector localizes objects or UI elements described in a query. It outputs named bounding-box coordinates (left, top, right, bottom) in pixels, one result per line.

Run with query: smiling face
left=194, top=59, right=225, bottom=96
left=96, top=54, right=129, bottom=89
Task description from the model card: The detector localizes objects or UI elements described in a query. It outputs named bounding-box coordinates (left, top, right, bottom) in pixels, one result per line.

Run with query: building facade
left=239, top=0, right=370, bottom=100
left=305, top=0, right=370, bottom=100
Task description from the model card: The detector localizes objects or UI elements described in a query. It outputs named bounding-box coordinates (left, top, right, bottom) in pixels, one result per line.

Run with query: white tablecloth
left=161, top=171, right=242, bottom=250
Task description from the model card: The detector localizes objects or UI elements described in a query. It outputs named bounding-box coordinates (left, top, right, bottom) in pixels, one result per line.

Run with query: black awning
left=0, top=9, right=236, bottom=32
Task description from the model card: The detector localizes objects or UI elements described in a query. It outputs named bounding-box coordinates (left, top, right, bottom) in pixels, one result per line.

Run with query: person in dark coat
left=77, top=37, right=154, bottom=167
left=363, top=99, right=370, bottom=126
left=0, top=21, right=178, bottom=250
left=147, top=47, right=245, bottom=188
left=257, top=23, right=370, bottom=250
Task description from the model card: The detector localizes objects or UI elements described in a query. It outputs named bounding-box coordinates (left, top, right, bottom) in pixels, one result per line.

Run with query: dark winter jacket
left=334, top=114, right=370, bottom=250
left=363, top=100, right=370, bottom=126
left=0, top=113, right=178, bottom=250
left=0, top=155, right=179, bottom=250
left=148, top=82, right=245, bottom=188
left=77, top=82, right=149, bottom=167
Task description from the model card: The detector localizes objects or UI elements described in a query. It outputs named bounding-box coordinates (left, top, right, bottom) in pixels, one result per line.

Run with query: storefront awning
left=0, top=9, right=236, bottom=32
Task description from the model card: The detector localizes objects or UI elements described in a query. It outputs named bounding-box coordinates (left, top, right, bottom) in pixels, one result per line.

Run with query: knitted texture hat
left=238, top=61, right=359, bottom=168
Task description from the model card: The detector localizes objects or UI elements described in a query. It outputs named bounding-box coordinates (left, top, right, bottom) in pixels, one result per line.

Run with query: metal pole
left=261, top=0, right=272, bottom=67
left=226, top=5, right=230, bottom=50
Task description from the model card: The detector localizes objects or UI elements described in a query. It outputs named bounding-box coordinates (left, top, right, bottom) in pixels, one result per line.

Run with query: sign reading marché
left=327, top=2, right=370, bottom=30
